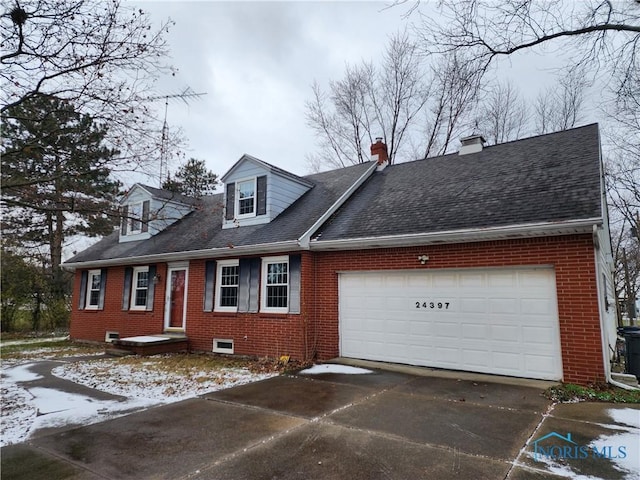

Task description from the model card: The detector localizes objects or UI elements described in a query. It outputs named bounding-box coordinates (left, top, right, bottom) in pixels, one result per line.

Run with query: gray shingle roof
left=66, top=124, right=603, bottom=265
left=65, top=162, right=374, bottom=264
left=314, top=124, right=602, bottom=242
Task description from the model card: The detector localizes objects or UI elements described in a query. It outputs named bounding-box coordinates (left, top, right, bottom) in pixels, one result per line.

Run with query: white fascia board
left=62, top=240, right=301, bottom=270
left=309, top=218, right=603, bottom=251
left=298, top=161, right=378, bottom=248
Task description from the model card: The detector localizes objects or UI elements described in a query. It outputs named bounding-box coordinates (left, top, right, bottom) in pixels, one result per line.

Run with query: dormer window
left=237, top=179, right=256, bottom=217
left=121, top=200, right=149, bottom=236
left=221, top=155, right=313, bottom=229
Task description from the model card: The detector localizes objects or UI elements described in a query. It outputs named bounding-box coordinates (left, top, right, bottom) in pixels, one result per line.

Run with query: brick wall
left=70, top=264, right=166, bottom=342
left=69, top=234, right=604, bottom=384
left=312, top=234, right=604, bottom=385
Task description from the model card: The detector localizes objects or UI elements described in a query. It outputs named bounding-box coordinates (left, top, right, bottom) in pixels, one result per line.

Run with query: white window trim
left=86, top=269, right=102, bottom=310
left=215, top=259, right=239, bottom=312
left=128, top=201, right=144, bottom=234
left=235, top=177, right=257, bottom=219
left=130, top=266, right=149, bottom=310
left=260, top=255, right=289, bottom=314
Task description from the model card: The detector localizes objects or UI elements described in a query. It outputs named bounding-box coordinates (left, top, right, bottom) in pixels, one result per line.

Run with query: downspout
left=593, top=225, right=638, bottom=390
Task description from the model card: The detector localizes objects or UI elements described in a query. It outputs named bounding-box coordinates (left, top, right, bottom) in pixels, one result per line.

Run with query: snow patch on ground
left=53, top=360, right=275, bottom=401
left=299, top=364, right=373, bottom=375
left=1, top=356, right=276, bottom=447
left=2, top=363, right=43, bottom=382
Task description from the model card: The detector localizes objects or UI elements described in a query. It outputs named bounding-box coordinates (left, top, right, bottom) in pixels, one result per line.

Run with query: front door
left=165, top=264, right=188, bottom=330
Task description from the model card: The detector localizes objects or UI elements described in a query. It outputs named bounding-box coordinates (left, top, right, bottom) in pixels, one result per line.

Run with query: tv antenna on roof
left=144, top=87, right=207, bottom=187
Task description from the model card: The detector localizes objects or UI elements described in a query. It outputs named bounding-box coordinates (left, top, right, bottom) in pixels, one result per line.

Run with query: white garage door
left=339, top=268, right=563, bottom=380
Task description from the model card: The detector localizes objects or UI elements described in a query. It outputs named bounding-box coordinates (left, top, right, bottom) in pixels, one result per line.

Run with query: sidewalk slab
left=32, top=398, right=304, bottom=480
left=395, top=376, right=552, bottom=412
left=515, top=403, right=640, bottom=479
left=203, top=375, right=373, bottom=418
left=328, top=389, right=541, bottom=461
left=192, top=421, right=510, bottom=480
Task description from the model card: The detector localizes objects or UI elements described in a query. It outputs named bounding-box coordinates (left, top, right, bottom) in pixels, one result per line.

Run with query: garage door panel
left=339, top=268, right=563, bottom=381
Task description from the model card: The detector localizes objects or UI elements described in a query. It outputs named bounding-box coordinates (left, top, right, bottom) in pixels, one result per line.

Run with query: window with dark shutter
left=141, top=200, right=150, bottom=232
left=225, top=182, right=235, bottom=220
left=203, top=260, right=216, bottom=312
left=256, top=175, right=267, bottom=216
left=120, top=205, right=128, bottom=235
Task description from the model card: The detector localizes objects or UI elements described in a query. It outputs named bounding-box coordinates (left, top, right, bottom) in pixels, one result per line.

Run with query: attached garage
left=339, top=267, right=563, bottom=381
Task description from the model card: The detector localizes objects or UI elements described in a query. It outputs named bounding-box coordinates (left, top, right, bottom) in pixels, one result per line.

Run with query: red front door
left=169, top=269, right=186, bottom=328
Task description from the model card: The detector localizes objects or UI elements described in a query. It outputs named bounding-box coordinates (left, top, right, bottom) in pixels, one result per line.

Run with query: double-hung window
left=261, top=256, right=288, bottom=313
left=215, top=260, right=239, bottom=311
left=129, top=202, right=142, bottom=233
left=86, top=270, right=102, bottom=309
left=236, top=179, right=256, bottom=217
left=130, top=266, right=149, bottom=310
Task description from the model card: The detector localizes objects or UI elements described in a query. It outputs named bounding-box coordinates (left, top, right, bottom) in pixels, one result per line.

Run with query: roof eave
left=62, top=240, right=301, bottom=270
left=309, top=218, right=603, bottom=251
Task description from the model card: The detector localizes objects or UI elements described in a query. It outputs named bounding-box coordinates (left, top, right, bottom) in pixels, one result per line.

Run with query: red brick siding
left=69, top=235, right=604, bottom=384
left=312, top=234, right=604, bottom=385
left=70, top=264, right=167, bottom=342
left=184, top=252, right=314, bottom=360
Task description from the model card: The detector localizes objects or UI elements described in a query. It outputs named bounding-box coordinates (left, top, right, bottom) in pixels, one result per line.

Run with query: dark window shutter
left=122, top=267, right=133, bottom=310
left=98, top=269, right=107, bottom=310
left=203, top=260, right=216, bottom=312
left=256, top=175, right=267, bottom=216
left=146, top=265, right=156, bottom=311
left=289, top=255, right=301, bottom=314
left=248, top=258, right=260, bottom=312
left=238, top=258, right=251, bottom=312
left=120, top=205, right=128, bottom=235
left=225, top=182, right=235, bottom=220
left=78, top=270, right=88, bottom=310
left=141, top=200, right=150, bottom=232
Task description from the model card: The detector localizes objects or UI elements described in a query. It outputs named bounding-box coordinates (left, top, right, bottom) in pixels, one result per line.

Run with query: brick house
left=65, top=124, right=617, bottom=385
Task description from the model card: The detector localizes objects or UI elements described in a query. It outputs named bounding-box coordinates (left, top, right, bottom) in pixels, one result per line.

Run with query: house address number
left=415, top=301, right=450, bottom=309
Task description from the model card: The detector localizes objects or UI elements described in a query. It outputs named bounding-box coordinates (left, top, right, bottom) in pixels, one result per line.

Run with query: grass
left=545, top=382, right=640, bottom=404
left=0, top=338, right=298, bottom=375
left=0, top=339, right=104, bottom=359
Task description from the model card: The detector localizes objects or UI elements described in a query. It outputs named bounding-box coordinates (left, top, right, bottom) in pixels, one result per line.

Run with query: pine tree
left=163, top=158, right=218, bottom=198
left=1, top=94, right=121, bottom=300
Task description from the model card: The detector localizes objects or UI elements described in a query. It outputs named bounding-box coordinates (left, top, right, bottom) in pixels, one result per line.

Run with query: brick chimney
left=371, top=137, right=388, bottom=165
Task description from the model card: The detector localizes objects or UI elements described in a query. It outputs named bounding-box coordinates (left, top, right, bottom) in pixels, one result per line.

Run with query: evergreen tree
left=1, top=94, right=121, bottom=300
left=163, top=158, right=218, bottom=198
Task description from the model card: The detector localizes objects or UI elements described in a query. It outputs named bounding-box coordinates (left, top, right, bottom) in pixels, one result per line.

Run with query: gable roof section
left=313, top=124, right=602, bottom=246
left=121, top=183, right=196, bottom=206
left=221, top=154, right=314, bottom=188
left=64, top=162, right=375, bottom=267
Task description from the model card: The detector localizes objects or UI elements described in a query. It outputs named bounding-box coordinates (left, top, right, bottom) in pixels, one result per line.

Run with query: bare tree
left=533, top=68, right=589, bottom=134
left=1, top=0, right=180, bottom=173
left=475, top=80, right=529, bottom=145
left=421, top=52, right=483, bottom=157
left=411, top=0, right=639, bottom=104
left=306, top=32, right=430, bottom=169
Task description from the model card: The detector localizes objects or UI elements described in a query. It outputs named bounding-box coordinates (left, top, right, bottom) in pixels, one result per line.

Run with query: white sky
left=130, top=0, right=587, bottom=184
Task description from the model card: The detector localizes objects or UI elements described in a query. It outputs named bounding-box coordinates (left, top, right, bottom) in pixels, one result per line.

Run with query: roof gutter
left=62, top=240, right=301, bottom=270
left=298, top=161, right=378, bottom=248
left=310, top=218, right=603, bottom=251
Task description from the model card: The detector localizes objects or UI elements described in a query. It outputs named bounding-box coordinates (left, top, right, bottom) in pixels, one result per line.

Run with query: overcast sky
left=131, top=0, right=592, bottom=185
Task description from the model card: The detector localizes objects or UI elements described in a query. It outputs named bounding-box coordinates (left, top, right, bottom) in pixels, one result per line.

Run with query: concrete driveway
left=2, top=363, right=638, bottom=480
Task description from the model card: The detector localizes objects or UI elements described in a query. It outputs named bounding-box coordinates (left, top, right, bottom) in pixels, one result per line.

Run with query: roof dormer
left=119, top=184, right=195, bottom=243
left=221, top=155, right=313, bottom=229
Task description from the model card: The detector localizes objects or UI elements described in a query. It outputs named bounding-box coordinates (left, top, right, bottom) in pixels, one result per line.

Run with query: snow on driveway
left=1, top=356, right=275, bottom=447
